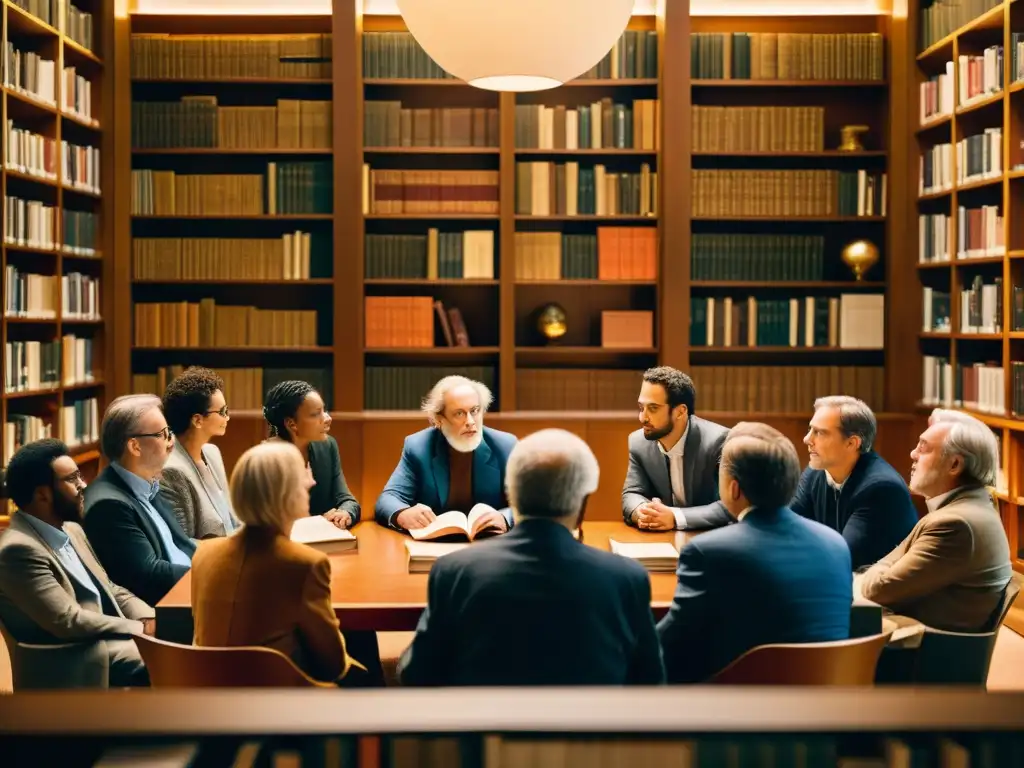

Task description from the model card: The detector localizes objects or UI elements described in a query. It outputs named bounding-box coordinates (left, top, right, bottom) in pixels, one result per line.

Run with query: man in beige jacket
left=860, top=409, right=1012, bottom=633
left=0, top=439, right=154, bottom=688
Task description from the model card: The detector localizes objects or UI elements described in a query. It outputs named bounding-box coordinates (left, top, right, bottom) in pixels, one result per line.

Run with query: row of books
left=131, top=366, right=332, bottom=411
left=132, top=233, right=328, bottom=281
left=4, top=335, right=96, bottom=394
left=131, top=98, right=332, bottom=150
left=132, top=301, right=319, bottom=349
left=2, top=268, right=100, bottom=321
left=690, top=32, right=885, bottom=81
left=921, top=356, right=1007, bottom=417
left=365, top=230, right=495, bottom=280
left=692, top=169, right=886, bottom=218
left=3, top=197, right=98, bottom=253
left=3, top=396, right=98, bottom=467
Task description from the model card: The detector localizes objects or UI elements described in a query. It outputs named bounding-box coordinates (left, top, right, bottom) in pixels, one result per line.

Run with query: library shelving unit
left=112, top=0, right=926, bottom=524
left=687, top=14, right=892, bottom=417
left=911, top=0, right=1024, bottom=584
left=2, top=0, right=111, bottom=518
left=123, top=14, right=337, bottom=414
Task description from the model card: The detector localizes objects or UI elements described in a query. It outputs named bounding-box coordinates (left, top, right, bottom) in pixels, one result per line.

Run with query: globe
left=537, top=303, right=568, bottom=341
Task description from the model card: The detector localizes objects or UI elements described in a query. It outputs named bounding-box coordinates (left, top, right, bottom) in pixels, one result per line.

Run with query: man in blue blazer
left=657, top=421, right=853, bottom=684
left=375, top=376, right=518, bottom=534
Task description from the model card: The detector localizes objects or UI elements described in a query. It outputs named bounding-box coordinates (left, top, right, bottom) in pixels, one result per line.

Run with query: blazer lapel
left=431, top=431, right=450, bottom=510
left=472, top=434, right=499, bottom=503
left=644, top=440, right=673, bottom=502
left=153, top=491, right=196, bottom=556
left=175, top=440, right=219, bottom=510
left=682, top=418, right=705, bottom=504
left=66, top=526, right=125, bottom=617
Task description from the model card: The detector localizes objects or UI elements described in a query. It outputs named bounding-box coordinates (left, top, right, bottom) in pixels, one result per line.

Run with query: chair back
left=709, top=633, right=890, bottom=685
left=982, top=574, right=1022, bottom=633
left=133, top=634, right=334, bottom=688
left=912, top=628, right=998, bottom=685
left=0, top=617, right=108, bottom=690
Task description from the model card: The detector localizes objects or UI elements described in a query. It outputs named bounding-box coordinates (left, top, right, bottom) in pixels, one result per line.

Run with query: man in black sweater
left=790, top=396, right=918, bottom=570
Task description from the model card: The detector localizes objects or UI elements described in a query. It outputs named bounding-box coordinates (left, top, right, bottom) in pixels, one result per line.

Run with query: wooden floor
left=2, top=627, right=1023, bottom=694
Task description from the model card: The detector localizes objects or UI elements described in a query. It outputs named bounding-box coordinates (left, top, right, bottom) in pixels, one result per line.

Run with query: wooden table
left=156, top=522, right=690, bottom=641
left=155, top=521, right=881, bottom=643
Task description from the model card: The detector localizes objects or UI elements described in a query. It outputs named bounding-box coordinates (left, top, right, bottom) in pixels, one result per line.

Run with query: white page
left=290, top=515, right=355, bottom=544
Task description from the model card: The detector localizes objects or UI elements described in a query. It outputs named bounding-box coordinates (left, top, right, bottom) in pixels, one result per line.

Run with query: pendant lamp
left=395, top=0, right=636, bottom=92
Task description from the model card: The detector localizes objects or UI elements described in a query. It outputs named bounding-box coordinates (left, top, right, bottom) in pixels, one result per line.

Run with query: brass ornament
left=536, top=303, right=567, bottom=342
left=841, top=239, right=879, bottom=281
left=839, top=125, right=869, bottom=151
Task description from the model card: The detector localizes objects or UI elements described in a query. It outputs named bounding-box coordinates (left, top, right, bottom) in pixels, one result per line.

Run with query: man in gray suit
left=0, top=439, right=154, bottom=687
left=622, top=367, right=731, bottom=530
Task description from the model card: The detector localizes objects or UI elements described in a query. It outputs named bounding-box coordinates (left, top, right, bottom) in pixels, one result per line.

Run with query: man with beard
left=859, top=409, right=1012, bottom=634
left=622, top=366, right=732, bottom=531
left=0, top=439, right=154, bottom=688
left=375, top=376, right=517, bottom=535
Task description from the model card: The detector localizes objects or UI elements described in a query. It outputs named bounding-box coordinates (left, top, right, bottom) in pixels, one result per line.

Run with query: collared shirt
left=655, top=419, right=690, bottom=529
left=111, top=462, right=192, bottom=566
left=825, top=470, right=846, bottom=492
left=925, top=487, right=957, bottom=513
left=19, top=512, right=102, bottom=605
left=737, top=506, right=753, bottom=522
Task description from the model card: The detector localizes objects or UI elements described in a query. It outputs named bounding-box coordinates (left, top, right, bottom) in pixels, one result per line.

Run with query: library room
left=1, top=0, right=1024, bottom=764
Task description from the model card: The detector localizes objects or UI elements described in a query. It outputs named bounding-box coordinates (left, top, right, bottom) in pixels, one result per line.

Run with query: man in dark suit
left=657, top=422, right=853, bottom=684
left=83, top=395, right=196, bottom=606
left=622, top=366, right=731, bottom=530
left=375, top=376, right=517, bottom=535
left=0, top=439, right=154, bottom=688
left=398, top=428, right=666, bottom=686
left=791, top=395, right=918, bottom=570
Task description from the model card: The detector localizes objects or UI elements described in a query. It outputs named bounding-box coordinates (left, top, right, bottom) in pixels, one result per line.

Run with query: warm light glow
left=131, top=0, right=884, bottom=16
left=396, top=0, right=635, bottom=92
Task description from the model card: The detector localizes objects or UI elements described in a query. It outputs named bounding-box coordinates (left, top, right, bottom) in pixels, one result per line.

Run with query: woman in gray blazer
left=159, top=367, right=238, bottom=539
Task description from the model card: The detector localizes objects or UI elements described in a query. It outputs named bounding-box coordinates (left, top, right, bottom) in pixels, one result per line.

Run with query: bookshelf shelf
left=363, top=147, right=500, bottom=155
left=132, top=279, right=335, bottom=286
left=132, top=148, right=333, bottom=155
left=131, top=77, right=332, bottom=85
left=2, top=0, right=111, bottom=479
left=912, top=0, right=1024, bottom=573
left=691, top=79, right=887, bottom=87
left=691, top=281, right=887, bottom=289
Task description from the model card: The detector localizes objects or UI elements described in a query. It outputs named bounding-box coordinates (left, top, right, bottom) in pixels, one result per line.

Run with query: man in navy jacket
left=791, top=396, right=918, bottom=570
left=657, top=421, right=853, bottom=684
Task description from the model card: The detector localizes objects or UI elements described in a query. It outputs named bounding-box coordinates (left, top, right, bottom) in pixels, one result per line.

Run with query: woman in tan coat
left=190, top=441, right=364, bottom=683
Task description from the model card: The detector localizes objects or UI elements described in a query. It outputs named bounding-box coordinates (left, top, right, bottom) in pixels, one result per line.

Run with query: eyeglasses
left=205, top=405, right=230, bottom=417
left=130, top=427, right=173, bottom=442
left=58, top=469, right=84, bottom=486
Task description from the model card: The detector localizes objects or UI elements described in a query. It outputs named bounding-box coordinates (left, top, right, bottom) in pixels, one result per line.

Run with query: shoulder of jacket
left=693, top=415, right=729, bottom=440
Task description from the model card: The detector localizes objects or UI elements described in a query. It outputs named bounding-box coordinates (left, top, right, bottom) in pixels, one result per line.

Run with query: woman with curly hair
left=160, top=367, right=238, bottom=539
left=262, top=379, right=360, bottom=529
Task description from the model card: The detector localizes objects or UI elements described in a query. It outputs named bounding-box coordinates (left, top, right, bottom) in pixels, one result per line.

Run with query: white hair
left=421, top=375, right=492, bottom=425
left=505, top=429, right=599, bottom=520
left=928, top=409, right=999, bottom=487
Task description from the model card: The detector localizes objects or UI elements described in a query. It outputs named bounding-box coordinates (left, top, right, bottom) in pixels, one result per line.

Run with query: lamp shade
left=395, top=0, right=637, bottom=91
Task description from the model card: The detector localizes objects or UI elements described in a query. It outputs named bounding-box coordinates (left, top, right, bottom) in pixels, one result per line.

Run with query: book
left=407, top=503, right=505, bottom=541
left=290, top=515, right=357, bottom=554
left=608, top=539, right=678, bottom=573
left=405, top=540, right=469, bottom=573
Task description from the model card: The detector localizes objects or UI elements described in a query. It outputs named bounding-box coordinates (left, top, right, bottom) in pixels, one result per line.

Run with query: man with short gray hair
left=657, top=422, right=852, bottom=683
left=83, top=395, right=195, bottom=606
left=859, top=409, right=1012, bottom=633
left=398, top=428, right=665, bottom=686
left=790, top=395, right=918, bottom=569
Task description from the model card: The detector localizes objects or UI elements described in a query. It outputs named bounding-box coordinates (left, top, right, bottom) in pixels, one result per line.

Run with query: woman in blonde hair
left=190, top=441, right=364, bottom=684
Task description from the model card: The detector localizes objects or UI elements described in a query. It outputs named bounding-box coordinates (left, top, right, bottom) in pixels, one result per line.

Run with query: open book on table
left=290, top=514, right=357, bottom=554
left=408, top=503, right=506, bottom=541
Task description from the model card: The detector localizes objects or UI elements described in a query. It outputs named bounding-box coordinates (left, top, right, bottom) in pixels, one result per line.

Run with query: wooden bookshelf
left=909, top=0, right=1024, bottom=587
left=108, top=1, right=927, bottom=525
left=1, top=0, right=112, bottom=511
left=122, top=14, right=337, bottom=413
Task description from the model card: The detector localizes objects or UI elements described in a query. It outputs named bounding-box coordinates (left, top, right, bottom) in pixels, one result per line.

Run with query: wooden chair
left=133, top=634, right=335, bottom=688
left=0, top=618, right=109, bottom=690
left=708, top=633, right=891, bottom=685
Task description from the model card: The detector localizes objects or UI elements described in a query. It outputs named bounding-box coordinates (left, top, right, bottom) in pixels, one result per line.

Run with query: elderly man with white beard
left=374, top=376, right=518, bottom=536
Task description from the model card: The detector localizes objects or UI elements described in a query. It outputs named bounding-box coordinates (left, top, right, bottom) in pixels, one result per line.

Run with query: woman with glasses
left=159, top=367, right=238, bottom=540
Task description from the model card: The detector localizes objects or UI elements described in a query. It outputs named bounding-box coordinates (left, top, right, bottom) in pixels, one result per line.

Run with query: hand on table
left=396, top=503, right=436, bottom=530
left=636, top=498, right=675, bottom=531
left=324, top=509, right=352, bottom=529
